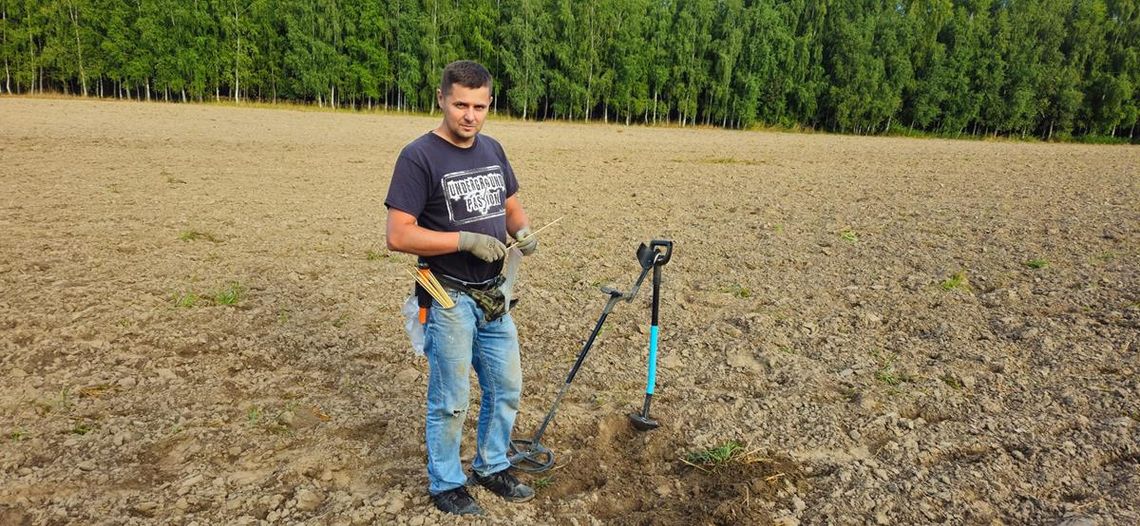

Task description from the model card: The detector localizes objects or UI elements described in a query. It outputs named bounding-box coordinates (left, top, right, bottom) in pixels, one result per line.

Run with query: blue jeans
left=424, top=291, right=522, bottom=495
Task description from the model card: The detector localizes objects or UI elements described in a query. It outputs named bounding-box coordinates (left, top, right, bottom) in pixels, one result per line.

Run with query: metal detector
left=509, top=240, right=673, bottom=473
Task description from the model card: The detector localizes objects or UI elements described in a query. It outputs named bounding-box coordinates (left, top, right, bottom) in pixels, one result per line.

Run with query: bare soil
left=1, top=97, right=1138, bottom=525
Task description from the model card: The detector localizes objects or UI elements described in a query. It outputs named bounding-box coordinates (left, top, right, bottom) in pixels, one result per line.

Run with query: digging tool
left=509, top=239, right=673, bottom=473
left=629, top=240, right=672, bottom=431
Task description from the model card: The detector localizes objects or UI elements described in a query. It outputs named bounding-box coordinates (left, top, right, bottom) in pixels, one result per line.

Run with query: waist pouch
left=435, top=275, right=517, bottom=323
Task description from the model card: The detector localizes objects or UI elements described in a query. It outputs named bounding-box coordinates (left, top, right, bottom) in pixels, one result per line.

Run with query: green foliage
left=533, top=476, right=554, bottom=489
left=872, top=349, right=910, bottom=387
left=173, top=292, right=200, bottom=308
left=685, top=440, right=744, bottom=466
left=723, top=282, right=752, bottom=299
left=213, top=282, right=244, bottom=306
left=840, top=230, right=859, bottom=244
left=246, top=406, right=263, bottom=426
left=0, top=0, right=1136, bottom=139
left=941, top=271, right=970, bottom=291
left=1024, top=258, right=1049, bottom=269
left=365, top=249, right=386, bottom=261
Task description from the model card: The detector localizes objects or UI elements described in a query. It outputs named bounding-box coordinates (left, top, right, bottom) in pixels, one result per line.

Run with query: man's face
left=438, top=83, right=491, bottom=145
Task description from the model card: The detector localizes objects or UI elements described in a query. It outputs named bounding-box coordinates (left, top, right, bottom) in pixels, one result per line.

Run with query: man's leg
left=469, top=312, right=534, bottom=502
left=424, top=294, right=477, bottom=496
left=470, top=312, right=522, bottom=475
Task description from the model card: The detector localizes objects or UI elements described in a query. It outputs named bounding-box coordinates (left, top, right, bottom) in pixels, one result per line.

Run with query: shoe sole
left=503, top=493, right=535, bottom=504
left=434, top=504, right=484, bottom=516
left=473, top=483, right=536, bottom=503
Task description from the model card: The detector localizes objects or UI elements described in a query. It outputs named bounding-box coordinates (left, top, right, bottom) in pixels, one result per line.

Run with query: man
left=384, top=60, right=537, bottom=516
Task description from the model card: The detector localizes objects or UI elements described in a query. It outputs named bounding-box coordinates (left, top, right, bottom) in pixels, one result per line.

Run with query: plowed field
left=2, top=98, right=1138, bottom=525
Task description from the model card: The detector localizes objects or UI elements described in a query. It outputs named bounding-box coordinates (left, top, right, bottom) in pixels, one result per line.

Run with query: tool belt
left=416, top=274, right=517, bottom=323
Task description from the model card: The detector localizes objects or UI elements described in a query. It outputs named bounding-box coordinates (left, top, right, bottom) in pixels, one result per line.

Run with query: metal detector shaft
left=524, top=291, right=624, bottom=444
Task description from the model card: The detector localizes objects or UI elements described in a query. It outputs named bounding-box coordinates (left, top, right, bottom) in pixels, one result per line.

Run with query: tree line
left=2, top=0, right=1137, bottom=140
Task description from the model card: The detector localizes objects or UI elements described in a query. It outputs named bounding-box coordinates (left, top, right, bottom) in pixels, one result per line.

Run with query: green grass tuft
left=723, top=283, right=752, bottom=298
left=533, top=476, right=554, bottom=490
left=876, top=366, right=903, bottom=386
left=872, top=350, right=911, bottom=386
left=940, top=271, right=970, bottom=291
left=365, top=249, right=387, bottom=261
left=685, top=441, right=744, bottom=466
left=246, top=406, right=263, bottom=426
left=213, top=282, right=245, bottom=306
left=840, top=230, right=859, bottom=243
left=173, top=292, right=200, bottom=308
left=1024, top=258, right=1049, bottom=269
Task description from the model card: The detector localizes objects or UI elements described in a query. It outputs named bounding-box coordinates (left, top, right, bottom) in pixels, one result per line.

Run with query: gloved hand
left=514, top=226, right=538, bottom=256
left=458, top=231, right=507, bottom=262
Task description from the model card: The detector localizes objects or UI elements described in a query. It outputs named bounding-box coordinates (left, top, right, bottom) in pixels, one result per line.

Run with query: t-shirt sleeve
left=495, top=141, right=520, bottom=198
left=384, top=150, right=429, bottom=217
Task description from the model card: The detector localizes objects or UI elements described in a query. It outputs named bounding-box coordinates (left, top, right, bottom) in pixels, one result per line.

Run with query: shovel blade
left=629, top=412, right=659, bottom=431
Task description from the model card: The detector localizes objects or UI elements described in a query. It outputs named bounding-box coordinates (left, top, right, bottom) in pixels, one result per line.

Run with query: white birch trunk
left=653, top=90, right=658, bottom=125
left=69, top=2, right=88, bottom=97
left=233, top=6, right=241, bottom=103
left=1, top=6, right=8, bottom=92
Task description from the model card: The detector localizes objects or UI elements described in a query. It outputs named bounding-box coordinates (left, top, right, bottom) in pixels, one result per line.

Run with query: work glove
left=458, top=231, right=507, bottom=262
left=514, top=226, right=538, bottom=256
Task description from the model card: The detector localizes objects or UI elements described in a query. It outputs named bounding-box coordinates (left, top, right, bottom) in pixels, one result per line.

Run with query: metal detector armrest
left=637, top=239, right=674, bottom=269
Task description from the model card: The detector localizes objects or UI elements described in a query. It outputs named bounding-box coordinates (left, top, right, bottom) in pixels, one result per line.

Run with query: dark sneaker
left=473, top=469, right=536, bottom=503
left=431, top=486, right=483, bottom=515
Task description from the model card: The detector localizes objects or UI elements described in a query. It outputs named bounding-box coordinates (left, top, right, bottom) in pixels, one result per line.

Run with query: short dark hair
left=440, top=60, right=492, bottom=96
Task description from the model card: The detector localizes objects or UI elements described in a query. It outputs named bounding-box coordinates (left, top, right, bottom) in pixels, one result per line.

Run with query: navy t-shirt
left=385, top=132, right=519, bottom=283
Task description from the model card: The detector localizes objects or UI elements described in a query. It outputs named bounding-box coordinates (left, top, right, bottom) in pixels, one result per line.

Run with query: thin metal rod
left=640, top=393, right=654, bottom=416
left=528, top=296, right=621, bottom=443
